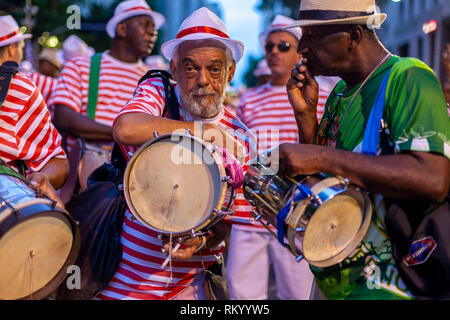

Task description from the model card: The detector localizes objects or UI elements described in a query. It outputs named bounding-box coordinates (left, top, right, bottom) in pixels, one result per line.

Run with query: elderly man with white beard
left=102, top=7, right=250, bottom=300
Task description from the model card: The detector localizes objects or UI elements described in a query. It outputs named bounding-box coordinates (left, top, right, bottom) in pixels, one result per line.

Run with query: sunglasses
left=265, top=41, right=292, bottom=53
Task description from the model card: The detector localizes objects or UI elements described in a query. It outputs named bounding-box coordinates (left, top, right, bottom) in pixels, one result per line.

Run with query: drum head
left=0, top=212, right=73, bottom=300
left=125, top=135, right=226, bottom=234
left=302, top=190, right=371, bottom=267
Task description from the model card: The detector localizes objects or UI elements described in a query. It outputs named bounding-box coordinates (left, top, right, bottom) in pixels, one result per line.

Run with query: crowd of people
left=0, top=0, right=448, bottom=301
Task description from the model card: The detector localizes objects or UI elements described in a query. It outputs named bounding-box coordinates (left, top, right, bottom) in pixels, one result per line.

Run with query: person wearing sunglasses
left=226, top=14, right=339, bottom=301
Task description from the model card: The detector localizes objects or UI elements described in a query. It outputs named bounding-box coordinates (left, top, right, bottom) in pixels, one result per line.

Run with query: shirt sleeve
left=385, top=60, right=450, bottom=160
left=16, top=83, right=66, bottom=172
left=115, top=77, right=167, bottom=120
left=48, top=59, right=83, bottom=113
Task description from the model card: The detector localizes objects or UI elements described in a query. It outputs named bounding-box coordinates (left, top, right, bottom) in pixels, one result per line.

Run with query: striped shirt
left=49, top=52, right=149, bottom=127
left=0, top=72, right=65, bottom=172
left=235, top=79, right=337, bottom=231
left=99, top=77, right=252, bottom=300
left=25, top=72, right=58, bottom=107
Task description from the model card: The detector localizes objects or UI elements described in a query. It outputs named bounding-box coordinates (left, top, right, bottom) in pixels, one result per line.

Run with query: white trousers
left=226, top=227, right=314, bottom=300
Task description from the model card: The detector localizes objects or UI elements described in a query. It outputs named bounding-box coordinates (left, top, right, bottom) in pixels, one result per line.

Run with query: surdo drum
left=123, top=132, right=235, bottom=238
left=244, top=162, right=372, bottom=268
left=0, top=173, right=80, bottom=300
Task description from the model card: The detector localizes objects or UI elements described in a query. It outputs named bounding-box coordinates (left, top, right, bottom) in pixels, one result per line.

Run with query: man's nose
left=196, top=68, right=209, bottom=87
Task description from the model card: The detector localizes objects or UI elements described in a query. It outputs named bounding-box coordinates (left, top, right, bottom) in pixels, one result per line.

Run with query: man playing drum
left=278, top=0, right=450, bottom=299
left=0, top=15, right=68, bottom=207
left=100, top=7, right=248, bottom=300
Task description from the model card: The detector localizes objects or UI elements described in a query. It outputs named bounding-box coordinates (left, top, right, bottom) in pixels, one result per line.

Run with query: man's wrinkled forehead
left=176, top=39, right=227, bottom=60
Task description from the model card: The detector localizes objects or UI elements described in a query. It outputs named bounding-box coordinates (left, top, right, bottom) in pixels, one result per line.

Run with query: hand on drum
left=217, top=146, right=244, bottom=189
left=27, top=172, right=66, bottom=210
left=202, top=123, right=245, bottom=163
left=276, top=143, right=326, bottom=178
left=161, top=232, right=213, bottom=261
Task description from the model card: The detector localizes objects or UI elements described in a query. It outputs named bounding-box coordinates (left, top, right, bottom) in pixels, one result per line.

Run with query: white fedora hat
left=144, top=55, right=169, bottom=71
left=57, top=35, right=93, bottom=64
left=106, top=0, right=165, bottom=38
left=253, top=59, right=271, bottom=77
left=161, top=7, right=244, bottom=63
left=259, top=15, right=302, bottom=51
left=0, top=15, right=32, bottom=47
left=38, top=48, right=63, bottom=70
left=288, top=0, right=387, bottom=29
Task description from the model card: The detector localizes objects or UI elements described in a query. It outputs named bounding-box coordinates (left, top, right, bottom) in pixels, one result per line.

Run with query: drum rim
left=0, top=204, right=81, bottom=300
left=123, top=133, right=228, bottom=236
left=286, top=186, right=372, bottom=268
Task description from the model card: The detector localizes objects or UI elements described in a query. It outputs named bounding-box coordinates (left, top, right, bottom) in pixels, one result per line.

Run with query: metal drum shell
left=0, top=174, right=80, bottom=300
left=123, top=133, right=229, bottom=237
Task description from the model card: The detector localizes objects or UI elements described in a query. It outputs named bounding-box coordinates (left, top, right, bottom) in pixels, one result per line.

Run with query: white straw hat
left=253, top=59, right=271, bottom=77
left=259, top=15, right=302, bottom=50
left=161, top=7, right=244, bottom=63
left=0, top=15, right=32, bottom=47
left=288, top=0, right=387, bottom=29
left=38, top=48, right=63, bottom=70
left=106, top=0, right=165, bottom=38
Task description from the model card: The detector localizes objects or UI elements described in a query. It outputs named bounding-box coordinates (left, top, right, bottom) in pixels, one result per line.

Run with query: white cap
left=58, top=35, right=94, bottom=64
left=161, top=7, right=244, bottom=63
left=106, top=0, right=165, bottom=38
left=144, top=55, right=169, bottom=71
left=259, top=15, right=302, bottom=51
left=0, top=15, right=32, bottom=47
left=253, top=59, right=271, bottom=77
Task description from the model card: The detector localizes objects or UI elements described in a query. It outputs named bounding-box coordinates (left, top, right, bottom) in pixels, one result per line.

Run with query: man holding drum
left=102, top=7, right=248, bottom=300
left=278, top=0, right=449, bottom=299
left=0, top=15, right=68, bottom=208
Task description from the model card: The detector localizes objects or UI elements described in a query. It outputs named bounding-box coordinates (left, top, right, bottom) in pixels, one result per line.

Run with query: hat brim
left=0, top=33, right=32, bottom=47
left=106, top=10, right=165, bottom=38
left=287, top=13, right=387, bottom=29
left=161, top=34, right=244, bottom=63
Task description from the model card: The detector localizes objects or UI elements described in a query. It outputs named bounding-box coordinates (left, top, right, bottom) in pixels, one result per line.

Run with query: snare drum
left=244, top=162, right=372, bottom=268
left=123, top=132, right=234, bottom=238
left=0, top=174, right=80, bottom=300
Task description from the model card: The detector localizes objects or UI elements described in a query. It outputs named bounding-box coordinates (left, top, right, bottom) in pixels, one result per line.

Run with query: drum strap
left=86, top=53, right=102, bottom=120
left=277, top=184, right=313, bottom=246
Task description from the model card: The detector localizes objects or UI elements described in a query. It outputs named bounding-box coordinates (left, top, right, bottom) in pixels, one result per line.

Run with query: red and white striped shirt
left=25, top=72, right=58, bottom=107
left=49, top=52, right=149, bottom=127
left=234, top=79, right=337, bottom=231
left=98, top=77, right=252, bottom=300
left=0, top=73, right=65, bottom=171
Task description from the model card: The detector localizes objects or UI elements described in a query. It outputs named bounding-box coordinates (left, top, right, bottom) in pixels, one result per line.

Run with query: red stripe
left=176, top=26, right=229, bottom=39
left=0, top=29, right=20, bottom=42
left=123, top=6, right=152, bottom=13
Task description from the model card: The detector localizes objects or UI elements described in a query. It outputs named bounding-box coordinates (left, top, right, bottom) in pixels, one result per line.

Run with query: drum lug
left=295, top=227, right=306, bottom=232
left=311, top=194, right=322, bottom=205
left=127, top=151, right=134, bottom=158
left=221, top=176, right=230, bottom=182
left=221, top=209, right=235, bottom=216
left=185, top=129, right=193, bottom=136
left=296, top=254, right=304, bottom=262
left=118, top=184, right=123, bottom=191
left=153, top=131, right=159, bottom=138
left=254, top=214, right=262, bottom=221
left=213, top=208, right=223, bottom=215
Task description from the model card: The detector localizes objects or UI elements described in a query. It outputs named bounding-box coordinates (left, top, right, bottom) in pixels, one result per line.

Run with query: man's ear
left=115, top=22, right=127, bottom=38
left=348, top=25, right=363, bottom=51
left=170, top=60, right=177, bottom=81
left=227, top=60, right=236, bottom=83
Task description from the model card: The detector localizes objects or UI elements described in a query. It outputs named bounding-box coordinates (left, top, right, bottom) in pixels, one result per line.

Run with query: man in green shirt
left=278, top=0, right=450, bottom=299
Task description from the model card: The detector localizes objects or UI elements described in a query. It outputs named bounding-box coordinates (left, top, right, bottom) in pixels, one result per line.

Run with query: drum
left=123, top=132, right=233, bottom=238
left=244, top=162, right=372, bottom=268
left=0, top=174, right=80, bottom=300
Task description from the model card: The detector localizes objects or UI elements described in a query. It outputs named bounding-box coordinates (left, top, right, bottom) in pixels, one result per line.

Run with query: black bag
left=55, top=180, right=127, bottom=299
left=385, top=196, right=450, bottom=299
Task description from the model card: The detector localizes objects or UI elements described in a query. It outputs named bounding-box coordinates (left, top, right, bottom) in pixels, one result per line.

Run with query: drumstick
left=161, top=242, right=181, bottom=268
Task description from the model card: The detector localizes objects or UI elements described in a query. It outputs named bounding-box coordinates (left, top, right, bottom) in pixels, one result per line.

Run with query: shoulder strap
left=87, top=53, right=102, bottom=120
left=138, top=69, right=180, bottom=120
left=0, top=61, right=19, bottom=106
left=361, top=67, right=393, bottom=156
